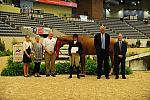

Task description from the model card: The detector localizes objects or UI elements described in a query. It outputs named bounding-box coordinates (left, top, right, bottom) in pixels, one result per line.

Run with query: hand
left=27, top=55, right=31, bottom=58
left=30, top=53, right=33, bottom=57
left=49, top=51, right=54, bottom=55
left=118, top=55, right=123, bottom=58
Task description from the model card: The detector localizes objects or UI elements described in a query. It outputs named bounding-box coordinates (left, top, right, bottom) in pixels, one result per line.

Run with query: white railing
left=126, top=52, right=150, bottom=61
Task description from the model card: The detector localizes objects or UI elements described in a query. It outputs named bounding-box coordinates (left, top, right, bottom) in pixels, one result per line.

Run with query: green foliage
left=1, top=57, right=24, bottom=76
left=56, top=62, right=70, bottom=74
left=1, top=56, right=133, bottom=76
left=125, top=67, right=133, bottom=75
left=85, top=56, right=97, bottom=75
left=0, top=50, right=12, bottom=57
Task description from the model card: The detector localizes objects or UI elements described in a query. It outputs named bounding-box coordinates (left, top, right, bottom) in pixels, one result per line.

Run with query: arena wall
left=0, top=37, right=36, bottom=51
left=0, top=4, right=20, bottom=13
left=33, top=2, right=72, bottom=17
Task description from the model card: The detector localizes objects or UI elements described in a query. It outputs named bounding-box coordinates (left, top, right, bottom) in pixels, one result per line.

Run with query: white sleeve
left=30, top=42, right=33, bottom=51
left=23, top=42, right=26, bottom=51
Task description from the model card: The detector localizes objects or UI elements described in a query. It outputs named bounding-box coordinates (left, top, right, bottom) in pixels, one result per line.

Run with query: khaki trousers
left=70, top=53, right=80, bottom=67
left=45, top=52, right=56, bottom=75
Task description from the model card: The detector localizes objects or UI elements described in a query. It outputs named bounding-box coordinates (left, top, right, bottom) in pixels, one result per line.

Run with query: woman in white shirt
left=23, top=35, right=32, bottom=77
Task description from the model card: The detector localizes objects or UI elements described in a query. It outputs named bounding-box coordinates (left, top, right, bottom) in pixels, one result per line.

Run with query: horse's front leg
left=80, top=54, right=86, bottom=77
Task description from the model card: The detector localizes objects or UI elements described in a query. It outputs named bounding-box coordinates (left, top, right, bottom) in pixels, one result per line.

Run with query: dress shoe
left=115, top=75, right=119, bottom=79
left=68, top=76, right=72, bottom=79
left=122, top=76, right=126, bottom=79
left=46, top=74, right=50, bottom=77
left=51, top=74, right=56, bottom=77
left=24, top=75, right=28, bottom=77
left=77, top=75, right=80, bottom=79
left=97, top=76, right=101, bottom=79
left=26, top=74, right=30, bottom=77
left=106, top=76, right=110, bottom=79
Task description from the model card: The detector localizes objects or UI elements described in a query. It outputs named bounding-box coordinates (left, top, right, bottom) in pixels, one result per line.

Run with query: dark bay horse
left=55, top=35, right=115, bottom=76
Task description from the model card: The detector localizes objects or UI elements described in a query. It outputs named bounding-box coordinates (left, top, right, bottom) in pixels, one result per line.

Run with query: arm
left=108, top=34, right=110, bottom=50
left=42, top=39, right=51, bottom=54
left=23, top=42, right=30, bottom=58
left=114, top=43, right=119, bottom=56
left=122, top=42, right=127, bottom=57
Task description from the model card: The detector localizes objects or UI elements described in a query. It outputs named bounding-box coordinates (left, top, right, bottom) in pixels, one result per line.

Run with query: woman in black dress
left=23, top=35, right=32, bottom=77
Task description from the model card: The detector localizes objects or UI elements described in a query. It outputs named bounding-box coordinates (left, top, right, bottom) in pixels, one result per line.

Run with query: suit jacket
left=68, top=40, right=83, bottom=56
left=94, top=33, right=110, bottom=55
left=114, top=41, right=127, bottom=58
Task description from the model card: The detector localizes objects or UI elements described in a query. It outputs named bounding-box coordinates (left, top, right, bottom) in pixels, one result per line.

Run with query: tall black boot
left=68, top=66, right=73, bottom=78
left=76, top=66, right=80, bottom=79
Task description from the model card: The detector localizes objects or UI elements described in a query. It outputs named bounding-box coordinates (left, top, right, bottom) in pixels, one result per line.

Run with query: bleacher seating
left=0, top=11, right=149, bottom=39
left=0, top=20, right=24, bottom=36
left=70, top=20, right=117, bottom=38
left=97, top=19, right=147, bottom=39
left=39, top=13, right=88, bottom=34
left=1, top=12, right=40, bottom=27
left=126, top=20, right=150, bottom=37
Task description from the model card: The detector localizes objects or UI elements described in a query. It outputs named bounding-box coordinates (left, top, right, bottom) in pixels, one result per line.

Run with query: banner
left=37, top=27, right=44, bottom=34
left=36, top=0, right=77, bottom=8
left=13, top=44, right=23, bottom=62
left=80, top=15, right=88, bottom=22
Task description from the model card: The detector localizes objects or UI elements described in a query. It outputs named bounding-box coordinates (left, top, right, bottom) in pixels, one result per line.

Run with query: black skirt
left=23, top=46, right=32, bottom=63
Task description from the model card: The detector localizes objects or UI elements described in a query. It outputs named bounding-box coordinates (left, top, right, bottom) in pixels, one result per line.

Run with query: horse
left=55, top=35, right=116, bottom=76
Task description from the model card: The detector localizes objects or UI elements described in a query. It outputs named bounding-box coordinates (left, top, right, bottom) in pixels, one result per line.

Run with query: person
left=94, top=25, right=110, bottom=79
left=23, top=35, right=32, bottom=77
left=32, top=35, right=43, bottom=77
left=43, top=32, right=56, bottom=77
left=68, top=34, right=83, bottom=79
left=114, top=33, right=127, bottom=79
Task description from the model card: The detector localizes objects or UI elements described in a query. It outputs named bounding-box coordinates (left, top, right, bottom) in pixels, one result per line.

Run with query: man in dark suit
left=94, top=25, right=110, bottom=79
left=114, top=33, right=127, bottom=79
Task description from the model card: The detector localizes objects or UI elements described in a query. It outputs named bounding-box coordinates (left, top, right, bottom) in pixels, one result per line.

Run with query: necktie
left=101, top=34, right=105, bottom=49
left=119, top=41, right=122, bottom=51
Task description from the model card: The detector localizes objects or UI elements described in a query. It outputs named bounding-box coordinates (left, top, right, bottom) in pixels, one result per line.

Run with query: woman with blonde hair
left=23, top=35, right=32, bottom=77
